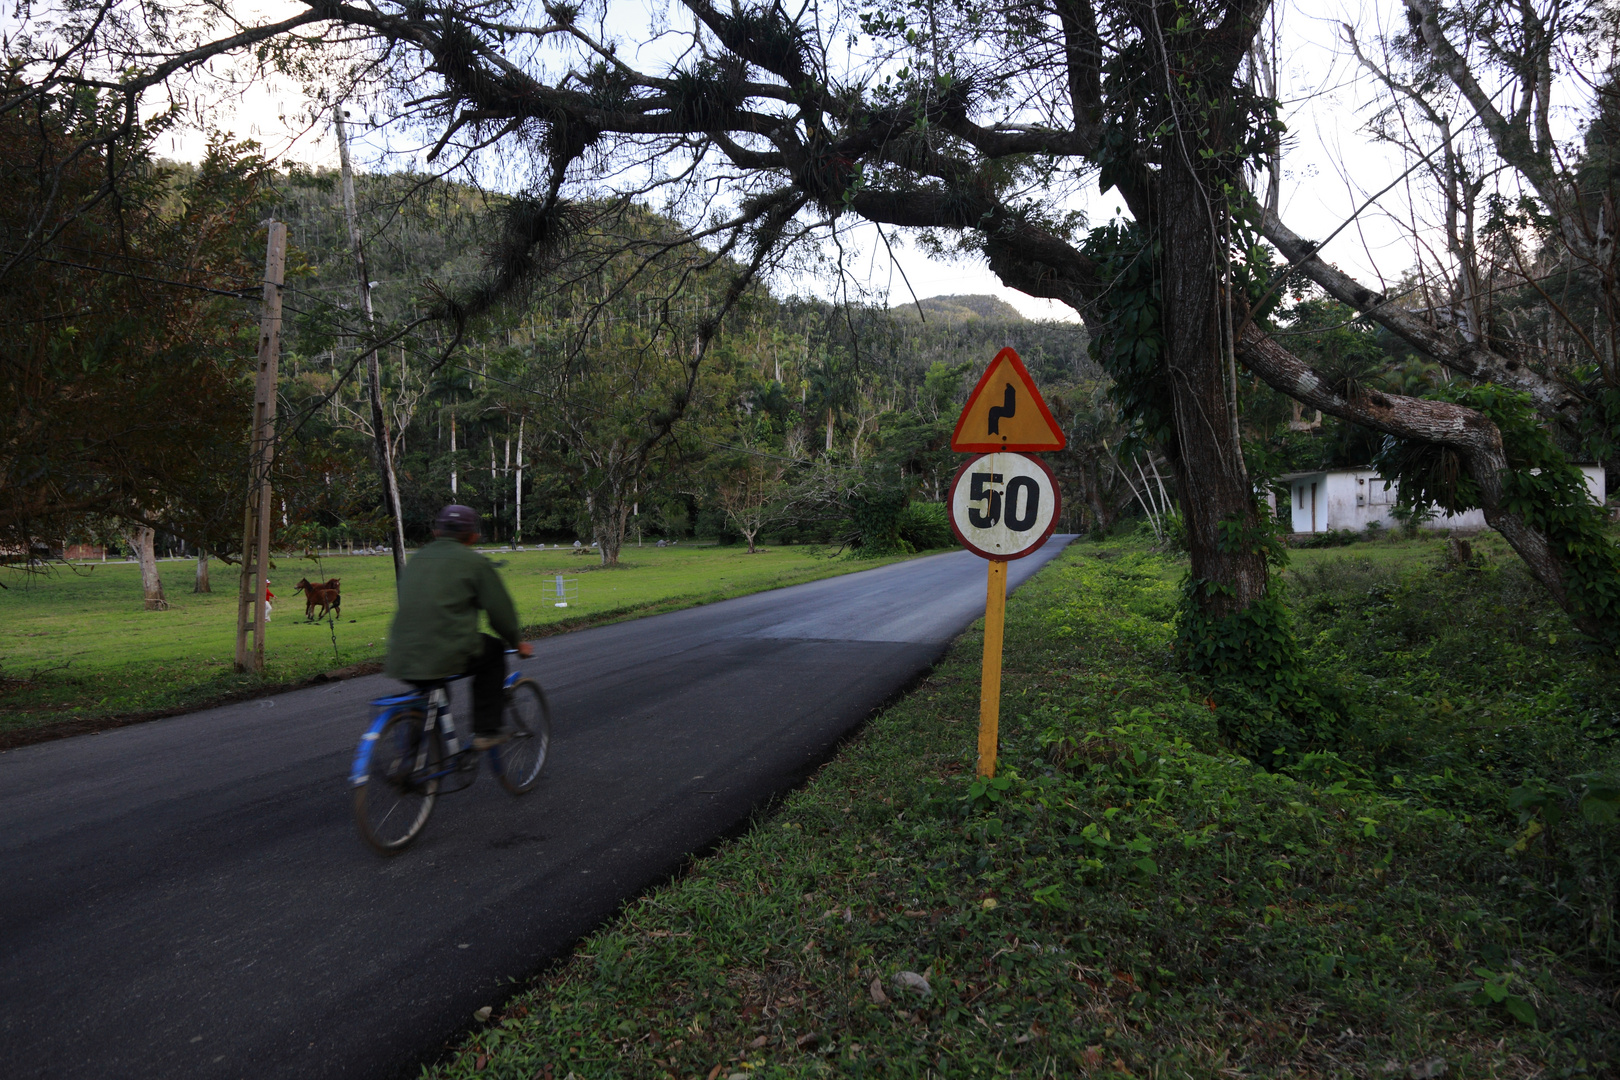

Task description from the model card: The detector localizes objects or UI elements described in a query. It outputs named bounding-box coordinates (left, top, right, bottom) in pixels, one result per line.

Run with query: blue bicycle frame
left=349, top=669, right=522, bottom=789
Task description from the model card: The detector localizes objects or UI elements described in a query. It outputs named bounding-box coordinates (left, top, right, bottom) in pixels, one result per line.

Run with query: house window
left=1368, top=479, right=1396, bottom=506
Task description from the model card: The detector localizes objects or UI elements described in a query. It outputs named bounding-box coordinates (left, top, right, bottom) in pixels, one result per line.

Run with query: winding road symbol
left=950, top=347, right=1065, bottom=452
left=986, top=384, right=1016, bottom=434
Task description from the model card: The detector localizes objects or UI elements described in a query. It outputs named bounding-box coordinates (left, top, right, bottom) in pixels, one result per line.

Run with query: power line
left=4, top=250, right=259, bottom=298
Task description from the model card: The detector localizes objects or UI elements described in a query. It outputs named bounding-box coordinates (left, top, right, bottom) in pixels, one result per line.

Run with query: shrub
left=897, top=502, right=953, bottom=550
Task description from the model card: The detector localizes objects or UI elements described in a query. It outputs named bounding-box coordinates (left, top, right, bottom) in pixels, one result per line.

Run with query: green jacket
left=384, top=539, right=523, bottom=681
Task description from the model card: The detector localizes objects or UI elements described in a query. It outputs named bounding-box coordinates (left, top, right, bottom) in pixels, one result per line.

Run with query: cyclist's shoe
left=472, top=732, right=510, bottom=751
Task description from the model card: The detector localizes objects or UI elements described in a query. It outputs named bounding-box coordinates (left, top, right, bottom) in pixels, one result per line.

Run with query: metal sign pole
left=977, top=558, right=1008, bottom=778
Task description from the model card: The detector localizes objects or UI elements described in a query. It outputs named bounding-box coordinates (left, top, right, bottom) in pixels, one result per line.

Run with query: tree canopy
left=8, top=0, right=1620, bottom=660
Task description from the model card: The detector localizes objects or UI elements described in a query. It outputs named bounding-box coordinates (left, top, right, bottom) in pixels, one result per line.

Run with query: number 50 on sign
left=949, top=453, right=1060, bottom=560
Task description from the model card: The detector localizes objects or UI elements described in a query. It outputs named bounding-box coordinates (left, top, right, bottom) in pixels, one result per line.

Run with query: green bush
left=896, top=501, right=953, bottom=550
left=847, top=487, right=911, bottom=556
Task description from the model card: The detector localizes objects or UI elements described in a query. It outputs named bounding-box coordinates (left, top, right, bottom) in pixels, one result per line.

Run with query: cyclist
left=384, top=504, right=534, bottom=750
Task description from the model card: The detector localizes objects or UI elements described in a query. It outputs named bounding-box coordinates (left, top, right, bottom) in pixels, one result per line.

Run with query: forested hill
left=251, top=168, right=1098, bottom=552
left=895, top=294, right=1026, bottom=322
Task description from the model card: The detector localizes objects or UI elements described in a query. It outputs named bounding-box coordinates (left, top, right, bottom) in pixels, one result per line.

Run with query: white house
left=1278, top=465, right=1606, bottom=534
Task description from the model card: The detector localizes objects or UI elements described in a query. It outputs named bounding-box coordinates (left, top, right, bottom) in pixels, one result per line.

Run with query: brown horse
left=293, top=578, right=342, bottom=620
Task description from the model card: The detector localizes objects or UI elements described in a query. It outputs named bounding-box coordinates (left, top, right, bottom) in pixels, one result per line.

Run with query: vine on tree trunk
left=1082, top=220, right=1346, bottom=766
left=1174, top=517, right=1349, bottom=767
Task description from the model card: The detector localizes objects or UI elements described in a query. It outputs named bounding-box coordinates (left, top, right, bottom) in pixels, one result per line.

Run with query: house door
left=1310, top=482, right=1318, bottom=532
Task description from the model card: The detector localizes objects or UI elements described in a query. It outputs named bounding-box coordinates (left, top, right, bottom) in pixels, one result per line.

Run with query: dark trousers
left=417, top=635, right=506, bottom=735
left=467, top=634, right=508, bottom=735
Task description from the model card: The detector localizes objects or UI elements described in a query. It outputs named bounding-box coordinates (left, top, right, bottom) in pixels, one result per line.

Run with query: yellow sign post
left=976, top=558, right=1008, bottom=777
left=948, top=348, right=1066, bottom=778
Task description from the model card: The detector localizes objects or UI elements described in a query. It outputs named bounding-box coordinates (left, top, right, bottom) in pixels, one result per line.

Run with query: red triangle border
left=950, top=347, right=1067, bottom=452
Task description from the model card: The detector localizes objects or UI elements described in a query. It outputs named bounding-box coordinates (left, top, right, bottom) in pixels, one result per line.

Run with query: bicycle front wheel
left=354, top=710, right=441, bottom=854
left=495, top=678, right=551, bottom=795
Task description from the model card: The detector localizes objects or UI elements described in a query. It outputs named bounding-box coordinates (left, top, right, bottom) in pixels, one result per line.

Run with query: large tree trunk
left=591, top=487, right=634, bottom=567
left=194, top=550, right=210, bottom=593
left=1158, top=160, right=1269, bottom=618
left=129, top=526, right=167, bottom=610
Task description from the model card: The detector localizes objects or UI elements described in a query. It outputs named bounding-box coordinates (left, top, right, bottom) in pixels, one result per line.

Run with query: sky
left=141, top=0, right=1584, bottom=323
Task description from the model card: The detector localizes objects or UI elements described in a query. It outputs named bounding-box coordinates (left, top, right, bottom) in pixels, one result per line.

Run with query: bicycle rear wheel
left=494, top=679, right=551, bottom=795
left=354, top=710, right=441, bottom=854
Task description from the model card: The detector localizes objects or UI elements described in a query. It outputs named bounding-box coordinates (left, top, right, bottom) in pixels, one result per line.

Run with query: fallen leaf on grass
left=1081, top=1046, right=1104, bottom=1068
left=706, top=1065, right=724, bottom=1080
left=473, top=1054, right=487, bottom=1070
left=795, top=1032, right=821, bottom=1051
left=749, top=1035, right=769, bottom=1049
left=473, top=1006, right=492, bottom=1022
left=869, top=977, right=889, bottom=1004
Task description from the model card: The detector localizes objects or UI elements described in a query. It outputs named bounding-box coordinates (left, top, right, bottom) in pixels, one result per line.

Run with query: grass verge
left=0, top=544, right=925, bottom=746
left=425, top=539, right=1620, bottom=1079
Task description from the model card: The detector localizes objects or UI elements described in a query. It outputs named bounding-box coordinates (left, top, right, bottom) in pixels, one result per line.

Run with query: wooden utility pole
left=236, top=221, right=286, bottom=674
left=336, top=104, right=409, bottom=582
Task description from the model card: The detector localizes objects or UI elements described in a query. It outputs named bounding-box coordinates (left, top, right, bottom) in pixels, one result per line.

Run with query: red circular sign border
left=947, top=452, right=1062, bottom=562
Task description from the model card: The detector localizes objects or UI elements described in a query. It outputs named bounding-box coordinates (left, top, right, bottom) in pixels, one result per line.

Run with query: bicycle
left=350, top=655, right=551, bottom=855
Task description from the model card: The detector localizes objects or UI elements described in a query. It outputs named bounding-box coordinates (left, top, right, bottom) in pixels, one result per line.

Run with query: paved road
left=0, top=540, right=1071, bottom=1080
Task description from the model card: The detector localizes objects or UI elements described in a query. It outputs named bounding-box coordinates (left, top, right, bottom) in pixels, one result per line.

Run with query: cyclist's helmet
left=434, top=503, right=479, bottom=537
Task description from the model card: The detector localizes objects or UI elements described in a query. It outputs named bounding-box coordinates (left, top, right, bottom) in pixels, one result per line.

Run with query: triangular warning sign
left=951, top=347, right=1066, bottom=452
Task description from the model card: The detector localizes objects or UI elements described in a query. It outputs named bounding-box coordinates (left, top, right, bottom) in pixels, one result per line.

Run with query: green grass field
left=422, top=534, right=1620, bottom=1080
left=0, top=542, right=919, bottom=741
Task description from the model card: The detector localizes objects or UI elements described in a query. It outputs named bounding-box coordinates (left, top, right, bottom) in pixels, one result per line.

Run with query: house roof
left=1275, top=467, right=1375, bottom=482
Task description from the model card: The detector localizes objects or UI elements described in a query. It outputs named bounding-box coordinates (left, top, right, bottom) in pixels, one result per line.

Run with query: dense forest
left=213, top=167, right=1107, bottom=561
left=6, top=155, right=1482, bottom=570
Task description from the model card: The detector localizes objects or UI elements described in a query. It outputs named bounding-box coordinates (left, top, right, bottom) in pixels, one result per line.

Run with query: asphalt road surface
left=1, top=540, right=1071, bottom=1080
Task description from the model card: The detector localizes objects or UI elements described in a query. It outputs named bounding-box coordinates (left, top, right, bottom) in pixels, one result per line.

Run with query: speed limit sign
left=948, top=452, right=1060, bottom=561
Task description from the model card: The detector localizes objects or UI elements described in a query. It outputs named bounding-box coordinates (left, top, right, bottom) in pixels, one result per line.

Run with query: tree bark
left=1158, top=158, right=1270, bottom=617
left=130, top=526, right=167, bottom=610
left=592, top=496, right=630, bottom=567
left=194, top=550, right=210, bottom=593
left=1257, top=208, right=1575, bottom=415
left=336, top=106, right=409, bottom=582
